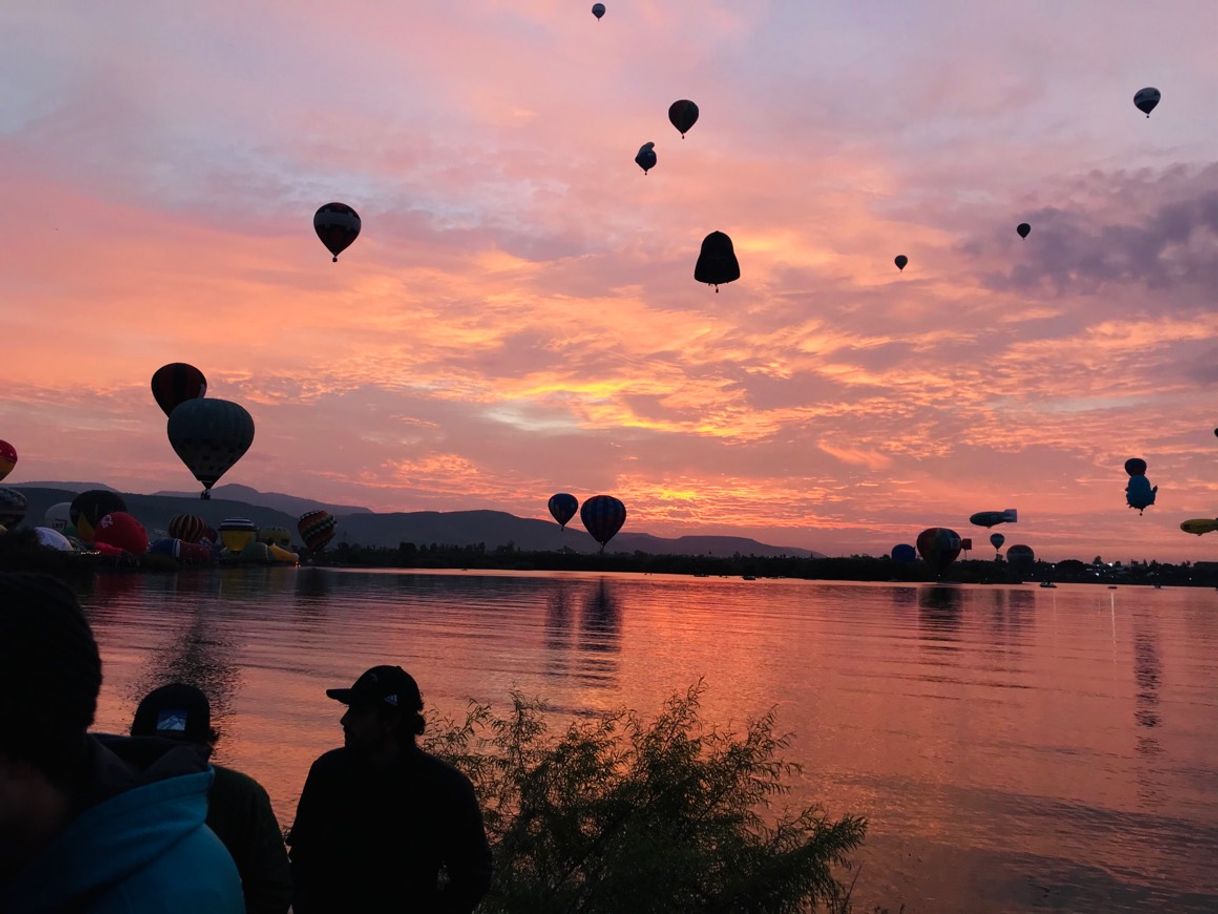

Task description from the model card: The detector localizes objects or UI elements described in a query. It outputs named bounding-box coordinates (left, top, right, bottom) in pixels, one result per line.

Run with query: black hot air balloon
left=891, top=543, right=916, bottom=563
left=581, top=495, right=626, bottom=552
left=894, top=255, right=908, bottom=271
left=635, top=142, right=656, bottom=174
left=1124, top=458, right=1147, bottom=477
left=70, top=489, right=128, bottom=543
left=314, top=203, right=361, bottom=262
left=151, top=363, right=207, bottom=418
left=668, top=100, right=699, bottom=137
left=1017, top=223, right=1031, bottom=239
left=1133, top=87, right=1160, bottom=118
left=990, top=532, right=1005, bottom=551
left=548, top=493, right=579, bottom=529
left=916, top=527, right=962, bottom=577
left=592, top=2, right=605, bottom=19
left=1006, top=544, right=1035, bottom=573
left=167, top=399, right=255, bottom=499
left=694, top=231, right=740, bottom=292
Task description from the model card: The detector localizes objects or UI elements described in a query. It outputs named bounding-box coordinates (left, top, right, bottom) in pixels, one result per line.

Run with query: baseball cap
left=326, top=665, right=422, bottom=711
left=131, top=683, right=213, bottom=743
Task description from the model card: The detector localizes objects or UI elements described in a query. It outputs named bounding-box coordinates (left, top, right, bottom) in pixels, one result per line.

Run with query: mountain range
left=8, top=484, right=820, bottom=558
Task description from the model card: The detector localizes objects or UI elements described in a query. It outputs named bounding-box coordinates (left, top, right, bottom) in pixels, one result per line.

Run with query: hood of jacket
left=2, top=734, right=215, bottom=912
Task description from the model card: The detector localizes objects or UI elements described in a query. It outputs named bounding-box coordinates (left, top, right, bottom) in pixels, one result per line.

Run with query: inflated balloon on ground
left=93, top=511, right=149, bottom=556
left=0, top=488, right=28, bottom=529
left=71, top=490, right=127, bottom=543
left=916, top=527, right=961, bottom=576
left=168, top=513, right=209, bottom=543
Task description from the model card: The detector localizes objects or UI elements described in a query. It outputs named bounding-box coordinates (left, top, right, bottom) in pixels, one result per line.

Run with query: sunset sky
left=4, top=2, right=1218, bottom=559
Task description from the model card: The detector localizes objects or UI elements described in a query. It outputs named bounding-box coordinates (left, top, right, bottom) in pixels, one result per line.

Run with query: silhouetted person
left=288, top=665, right=492, bottom=913
left=131, top=683, right=292, bottom=914
left=0, top=573, right=243, bottom=913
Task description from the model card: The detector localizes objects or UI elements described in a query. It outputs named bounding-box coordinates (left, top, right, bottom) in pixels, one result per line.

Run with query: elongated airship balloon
left=592, top=2, right=605, bottom=19
left=581, top=495, right=626, bottom=552
left=916, top=527, right=962, bottom=577
left=635, top=142, right=656, bottom=174
left=548, top=493, right=579, bottom=530
left=894, top=255, right=908, bottom=271
left=151, top=363, right=207, bottom=418
left=299, top=510, right=337, bottom=552
left=1133, top=87, right=1161, bottom=118
left=167, top=399, right=255, bottom=500
left=1017, top=223, right=1031, bottom=239
left=668, top=99, right=699, bottom=137
left=314, top=203, right=361, bottom=262
left=1181, top=519, right=1218, bottom=536
left=990, top=532, right=1005, bottom=551
left=970, top=509, right=1018, bottom=528
left=695, top=231, right=740, bottom=292
left=0, top=440, right=16, bottom=482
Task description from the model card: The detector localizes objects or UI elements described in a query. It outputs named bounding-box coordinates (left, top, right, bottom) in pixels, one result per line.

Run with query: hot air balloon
left=592, top=2, right=605, bottom=19
left=990, top=532, right=1005, bottom=551
left=71, top=490, right=127, bottom=543
left=970, top=509, right=1018, bottom=528
left=44, top=502, right=72, bottom=533
left=694, top=231, right=740, bottom=292
left=581, top=495, right=626, bottom=551
left=299, top=510, right=337, bottom=552
left=1006, top=544, right=1035, bottom=572
left=168, top=513, right=209, bottom=543
left=33, top=527, right=73, bottom=552
left=0, top=488, right=27, bottom=528
left=635, top=142, right=656, bottom=174
left=891, top=543, right=917, bottom=563
left=149, top=537, right=182, bottom=559
left=894, top=255, right=908, bottom=271
left=668, top=99, right=699, bottom=137
left=548, top=493, right=579, bottom=529
left=0, top=440, right=16, bottom=482
left=1124, top=457, right=1156, bottom=513
left=314, top=203, right=361, bottom=262
left=1133, top=87, right=1160, bottom=118
left=218, top=518, right=258, bottom=553
left=1017, top=223, right=1031, bottom=239
left=258, top=526, right=292, bottom=548
left=916, top=527, right=962, bottom=577
left=1124, top=458, right=1147, bottom=477
left=94, top=511, right=149, bottom=556
left=1181, top=519, right=1218, bottom=536
left=167, top=398, right=255, bottom=499
left=150, top=363, right=207, bottom=418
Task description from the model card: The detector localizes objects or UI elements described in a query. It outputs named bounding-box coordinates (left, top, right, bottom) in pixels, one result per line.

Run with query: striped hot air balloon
left=548, top=493, right=579, bottom=529
left=168, top=513, right=209, bottom=543
left=151, top=363, right=207, bottom=418
left=580, top=495, right=627, bottom=552
left=298, top=510, right=337, bottom=552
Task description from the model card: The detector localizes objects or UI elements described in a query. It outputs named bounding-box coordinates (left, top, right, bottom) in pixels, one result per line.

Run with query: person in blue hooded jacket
left=0, top=573, right=245, bottom=914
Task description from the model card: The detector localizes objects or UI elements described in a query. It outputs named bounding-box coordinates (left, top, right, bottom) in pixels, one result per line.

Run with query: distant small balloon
left=1133, top=87, right=1161, bottom=118
left=592, top=2, right=605, bottom=19
left=668, top=99, right=699, bottom=137
left=635, top=142, right=656, bottom=175
left=694, top=231, right=740, bottom=292
left=990, top=532, right=1005, bottom=550
left=1124, top=458, right=1147, bottom=477
left=894, top=255, right=908, bottom=271
left=314, top=203, right=361, bottom=262
left=891, top=543, right=917, bottom=563
left=1017, top=223, right=1031, bottom=239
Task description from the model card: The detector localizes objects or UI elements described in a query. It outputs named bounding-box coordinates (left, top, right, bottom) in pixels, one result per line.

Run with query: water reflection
left=1131, top=609, right=1163, bottom=737
left=919, top=586, right=964, bottom=637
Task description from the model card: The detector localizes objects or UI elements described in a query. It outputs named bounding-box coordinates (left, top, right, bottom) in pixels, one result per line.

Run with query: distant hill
left=149, top=483, right=372, bottom=517
left=10, top=481, right=120, bottom=494
left=9, top=486, right=817, bottom=558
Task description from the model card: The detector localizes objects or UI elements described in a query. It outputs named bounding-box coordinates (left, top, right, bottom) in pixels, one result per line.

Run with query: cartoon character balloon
left=70, top=490, right=127, bottom=543
left=694, top=231, right=740, bottom=292
left=1124, top=458, right=1157, bottom=514
left=581, top=495, right=627, bottom=552
left=93, top=512, right=149, bottom=556
left=635, top=142, right=656, bottom=175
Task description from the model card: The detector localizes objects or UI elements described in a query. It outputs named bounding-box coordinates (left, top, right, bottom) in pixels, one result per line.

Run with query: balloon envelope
left=969, top=509, right=1018, bottom=528
left=93, top=511, right=149, bottom=556
left=894, top=255, right=908, bottom=271
left=299, top=510, right=337, bottom=552
left=218, top=518, right=258, bottom=553
left=1017, top=223, right=1031, bottom=239
left=1006, top=544, right=1035, bottom=570
left=990, top=533, right=1005, bottom=550
left=71, top=490, right=127, bottom=543
left=151, top=363, right=207, bottom=418
left=1181, top=519, right=1218, bottom=536
left=592, top=2, right=605, bottom=18
left=1124, top=458, right=1147, bottom=477
left=668, top=99, right=699, bottom=136
left=548, top=493, right=578, bottom=529
left=44, top=502, right=72, bottom=532
left=0, top=440, right=16, bottom=482
left=1126, top=476, right=1157, bottom=511
left=258, top=526, right=292, bottom=547
left=167, top=398, right=255, bottom=497
left=581, top=495, right=627, bottom=550
left=0, top=487, right=28, bottom=529
left=916, top=527, right=962, bottom=576
left=168, top=513, right=209, bottom=543
left=33, top=526, right=72, bottom=552
left=1134, top=87, right=1160, bottom=117
left=314, top=202, right=361, bottom=261
left=694, top=231, right=740, bottom=289
left=635, top=141, right=656, bottom=174
left=891, top=543, right=917, bottom=563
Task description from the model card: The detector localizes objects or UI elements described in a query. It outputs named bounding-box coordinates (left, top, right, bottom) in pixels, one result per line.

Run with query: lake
left=79, top=569, right=1218, bottom=913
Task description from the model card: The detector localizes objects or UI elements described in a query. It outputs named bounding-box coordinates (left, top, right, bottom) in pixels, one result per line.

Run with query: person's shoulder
left=306, top=746, right=355, bottom=779
left=412, top=748, right=475, bottom=792
left=212, top=763, right=271, bottom=800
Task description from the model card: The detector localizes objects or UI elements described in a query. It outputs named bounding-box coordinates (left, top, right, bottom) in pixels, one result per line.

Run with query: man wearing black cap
left=288, top=665, right=492, bottom=914
left=131, top=682, right=293, bottom=914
